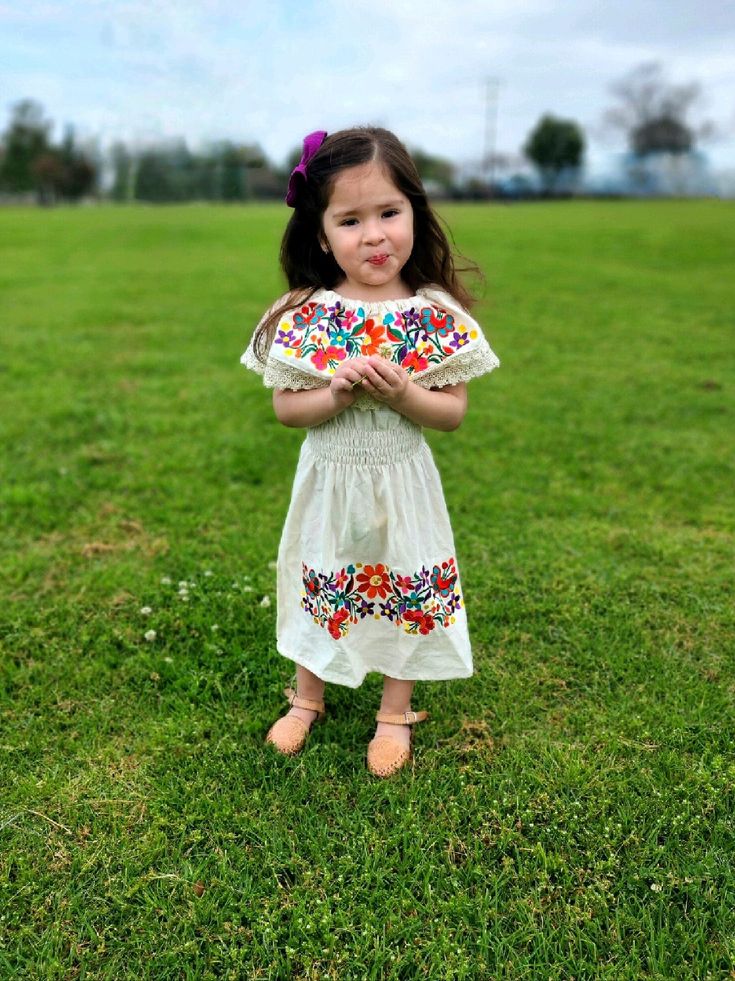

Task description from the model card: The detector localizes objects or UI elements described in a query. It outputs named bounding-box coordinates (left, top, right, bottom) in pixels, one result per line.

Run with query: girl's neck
left=330, top=278, right=415, bottom=302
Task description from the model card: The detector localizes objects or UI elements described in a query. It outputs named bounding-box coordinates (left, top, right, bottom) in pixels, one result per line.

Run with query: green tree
left=411, top=148, right=456, bottom=193
left=0, top=99, right=52, bottom=193
left=524, top=115, right=584, bottom=193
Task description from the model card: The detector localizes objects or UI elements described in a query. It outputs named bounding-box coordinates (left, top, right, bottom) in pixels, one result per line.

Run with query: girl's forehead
left=326, top=161, right=405, bottom=209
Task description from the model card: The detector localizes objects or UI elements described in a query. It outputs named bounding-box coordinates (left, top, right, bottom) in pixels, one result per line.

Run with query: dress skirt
left=276, top=404, right=472, bottom=688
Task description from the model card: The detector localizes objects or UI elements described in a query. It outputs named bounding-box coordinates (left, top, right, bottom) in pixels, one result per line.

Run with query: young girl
left=241, top=126, right=499, bottom=777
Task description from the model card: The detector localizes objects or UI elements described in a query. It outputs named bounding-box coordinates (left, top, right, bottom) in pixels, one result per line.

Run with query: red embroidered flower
left=401, top=349, right=429, bottom=373
left=328, top=607, right=350, bottom=639
left=404, top=610, right=436, bottom=635
left=311, top=345, right=346, bottom=371
left=356, top=563, right=391, bottom=599
left=311, top=348, right=329, bottom=370
left=395, top=574, right=413, bottom=593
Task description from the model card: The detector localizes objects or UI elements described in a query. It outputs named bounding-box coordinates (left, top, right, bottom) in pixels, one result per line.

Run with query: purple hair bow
left=285, top=130, right=327, bottom=207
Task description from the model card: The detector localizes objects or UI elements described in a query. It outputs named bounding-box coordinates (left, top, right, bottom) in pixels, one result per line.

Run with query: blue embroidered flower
left=329, top=326, right=350, bottom=347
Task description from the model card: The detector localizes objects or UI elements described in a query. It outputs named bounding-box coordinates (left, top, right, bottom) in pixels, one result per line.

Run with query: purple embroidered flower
left=276, top=328, right=297, bottom=347
left=450, top=331, right=469, bottom=349
left=402, top=308, right=421, bottom=328
left=358, top=599, right=375, bottom=618
left=379, top=601, right=397, bottom=621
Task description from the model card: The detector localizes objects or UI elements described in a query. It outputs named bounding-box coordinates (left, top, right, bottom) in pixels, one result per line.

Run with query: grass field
left=1, top=200, right=733, bottom=979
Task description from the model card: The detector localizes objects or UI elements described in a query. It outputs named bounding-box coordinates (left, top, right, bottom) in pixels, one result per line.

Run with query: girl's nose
left=362, top=218, right=385, bottom=244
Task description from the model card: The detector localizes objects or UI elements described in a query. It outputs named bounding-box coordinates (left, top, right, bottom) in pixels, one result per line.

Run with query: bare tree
left=605, top=62, right=715, bottom=156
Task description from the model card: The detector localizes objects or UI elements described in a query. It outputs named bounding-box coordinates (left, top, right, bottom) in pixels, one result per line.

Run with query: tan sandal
left=265, top=687, right=326, bottom=756
left=367, top=708, right=430, bottom=778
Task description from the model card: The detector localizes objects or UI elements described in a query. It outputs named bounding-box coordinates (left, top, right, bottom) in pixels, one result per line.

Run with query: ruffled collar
left=267, top=285, right=485, bottom=381
left=317, top=286, right=434, bottom=311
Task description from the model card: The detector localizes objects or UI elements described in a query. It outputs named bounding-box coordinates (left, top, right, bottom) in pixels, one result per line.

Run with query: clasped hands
left=330, top=355, right=410, bottom=407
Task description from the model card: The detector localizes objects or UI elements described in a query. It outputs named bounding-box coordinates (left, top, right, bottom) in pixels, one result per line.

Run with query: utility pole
left=484, top=76, right=500, bottom=195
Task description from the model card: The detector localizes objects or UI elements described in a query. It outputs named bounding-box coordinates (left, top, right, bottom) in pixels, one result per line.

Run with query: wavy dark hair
left=252, top=126, right=479, bottom=363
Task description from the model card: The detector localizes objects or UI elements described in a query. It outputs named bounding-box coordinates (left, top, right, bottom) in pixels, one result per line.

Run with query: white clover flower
left=163, top=656, right=173, bottom=663
left=650, top=883, right=662, bottom=892
left=140, top=606, right=152, bottom=616
left=144, top=629, right=157, bottom=642
left=204, top=570, right=213, bottom=577
left=242, top=586, right=253, bottom=593
left=259, top=595, right=271, bottom=608
left=178, top=580, right=188, bottom=589
left=211, top=624, right=219, bottom=632
left=160, top=576, right=172, bottom=585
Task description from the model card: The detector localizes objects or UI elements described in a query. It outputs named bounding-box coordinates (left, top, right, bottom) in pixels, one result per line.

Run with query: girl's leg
left=286, top=662, right=326, bottom=727
left=374, top=675, right=415, bottom=750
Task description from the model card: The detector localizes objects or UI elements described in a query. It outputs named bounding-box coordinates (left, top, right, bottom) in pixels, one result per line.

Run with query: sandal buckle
left=404, top=710, right=418, bottom=724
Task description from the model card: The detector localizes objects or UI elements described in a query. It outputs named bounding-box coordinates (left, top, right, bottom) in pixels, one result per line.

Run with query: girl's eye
left=340, top=218, right=358, bottom=227
left=382, top=209, right=399, bottom=218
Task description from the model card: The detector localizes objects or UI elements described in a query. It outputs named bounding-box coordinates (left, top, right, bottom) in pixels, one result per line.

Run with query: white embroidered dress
left=241, top=286, right=499, bottom=688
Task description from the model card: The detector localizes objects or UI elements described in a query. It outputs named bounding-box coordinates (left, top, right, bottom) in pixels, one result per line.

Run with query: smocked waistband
left=305, top=425, right=425, bottom=466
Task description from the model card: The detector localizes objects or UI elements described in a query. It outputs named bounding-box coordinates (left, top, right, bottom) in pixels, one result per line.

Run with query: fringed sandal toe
left=367, top=708, right=429, bottom=778
left=266, top=687, right=326, bottom=756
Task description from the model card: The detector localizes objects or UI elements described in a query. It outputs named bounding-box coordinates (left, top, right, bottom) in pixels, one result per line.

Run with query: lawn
left=1, top=200, right=733, bottom=979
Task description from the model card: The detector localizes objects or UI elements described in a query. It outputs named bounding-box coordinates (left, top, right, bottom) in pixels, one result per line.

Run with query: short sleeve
left=410, top=287, right=500, bottom=389
left=240, top=295, right=330, bottom=391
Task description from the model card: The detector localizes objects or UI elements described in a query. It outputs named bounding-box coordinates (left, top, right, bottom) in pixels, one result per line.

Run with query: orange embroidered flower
left=356, top=318, right=387, bottom=356
left=356, top=563, right=391, bottom=599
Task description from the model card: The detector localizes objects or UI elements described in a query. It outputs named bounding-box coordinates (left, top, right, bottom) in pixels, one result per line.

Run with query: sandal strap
left=284, top=687, right=326, bottom=715
left=374, top=709, right=429, bottom=725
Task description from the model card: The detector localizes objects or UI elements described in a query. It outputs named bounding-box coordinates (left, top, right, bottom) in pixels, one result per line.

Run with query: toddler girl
left=241, top=127, right=499, bottom=777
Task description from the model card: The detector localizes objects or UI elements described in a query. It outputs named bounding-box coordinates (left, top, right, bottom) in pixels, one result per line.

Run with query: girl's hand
left=358, top=355, right=410, bottom=406
left=329, top=356, right=370, bottom=408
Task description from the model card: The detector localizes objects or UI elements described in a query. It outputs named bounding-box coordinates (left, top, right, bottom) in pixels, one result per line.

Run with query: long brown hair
left=252, top=126, right=479, bottom=363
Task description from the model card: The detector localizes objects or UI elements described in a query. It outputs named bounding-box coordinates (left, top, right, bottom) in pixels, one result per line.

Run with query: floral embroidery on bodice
left=265, top=287, right=490, bottom=382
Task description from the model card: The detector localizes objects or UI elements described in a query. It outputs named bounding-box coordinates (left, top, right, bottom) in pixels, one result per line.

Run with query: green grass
left=1, top=200, right=733, bottom=979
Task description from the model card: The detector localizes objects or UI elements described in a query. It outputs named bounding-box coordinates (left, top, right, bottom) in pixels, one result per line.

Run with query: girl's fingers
left=364, top=361, right=398, bottom=390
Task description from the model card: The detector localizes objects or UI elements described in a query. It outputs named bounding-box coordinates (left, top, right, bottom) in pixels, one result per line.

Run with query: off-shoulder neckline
left=316, top=286, right=445, bottom=308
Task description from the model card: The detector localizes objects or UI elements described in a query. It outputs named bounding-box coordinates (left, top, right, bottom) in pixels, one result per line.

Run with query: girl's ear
left=319, top=236, right=331, bottom=254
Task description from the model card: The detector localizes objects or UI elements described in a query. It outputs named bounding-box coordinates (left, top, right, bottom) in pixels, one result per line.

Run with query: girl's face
left=320, top=161, right=414, bottom=301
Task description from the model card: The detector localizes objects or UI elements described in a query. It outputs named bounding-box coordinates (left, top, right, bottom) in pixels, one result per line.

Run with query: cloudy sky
left=2, top=0, right=734, bottom=174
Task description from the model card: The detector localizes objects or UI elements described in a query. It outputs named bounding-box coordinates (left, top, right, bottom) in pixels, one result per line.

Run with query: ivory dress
left=241, top=286, right=499, bottom=688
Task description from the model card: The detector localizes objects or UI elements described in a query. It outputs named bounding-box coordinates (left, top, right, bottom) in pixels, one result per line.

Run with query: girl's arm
left=273, top=356, right=370, bottom=428
left=358, top=356, right=467, bottom=431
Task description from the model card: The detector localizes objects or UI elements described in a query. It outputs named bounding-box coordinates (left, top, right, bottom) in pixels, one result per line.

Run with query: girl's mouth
left=367, top=254, right=389, bottom=266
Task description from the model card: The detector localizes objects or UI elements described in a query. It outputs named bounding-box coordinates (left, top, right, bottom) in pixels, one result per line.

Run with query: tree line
left=0, top=63, right=711, bottom=205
